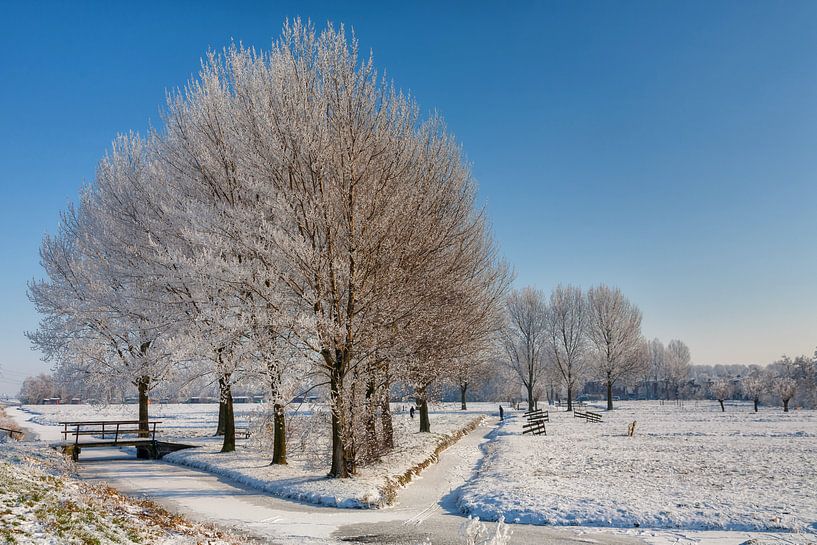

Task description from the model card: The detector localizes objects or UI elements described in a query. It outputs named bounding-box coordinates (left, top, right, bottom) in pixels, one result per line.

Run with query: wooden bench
left=59, top=420, right=162, bottom=461
left=522, top=419, right=546, bottom=436
left=234, top=426, right=252, bottom=439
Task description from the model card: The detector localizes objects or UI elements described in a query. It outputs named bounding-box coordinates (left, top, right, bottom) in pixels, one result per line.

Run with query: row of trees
left=500, top=284, right=691, bottom=411
left=710, top=351, right=817, bottom=412
left=27, top=21, right=509, bottom=477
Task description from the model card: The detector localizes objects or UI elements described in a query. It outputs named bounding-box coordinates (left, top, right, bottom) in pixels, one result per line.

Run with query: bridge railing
left=59, top=420, right=162, bottom=446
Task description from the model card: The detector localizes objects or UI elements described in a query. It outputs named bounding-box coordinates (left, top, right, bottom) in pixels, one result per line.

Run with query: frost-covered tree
left=160, top=21, right=504, bottom=475
left=711, top=379, right=732, bottom=412
left=644, top=338, right=666, bottom=399
left=27, top=136, right=179, bottom=439
left=501, top=287, right=548, bottom=411
left=663, top=339, right=691, bottom=399
left=774, top=377, right=797, bottom=412
left=585, top=285, right=646, bottom=410
left=742, top=375, right=764, bottom=412
left=769, top=356, right=797, bottom=412
left=543, top=285, right=589, bottom=411
left=28, top=20, right=508, bottom=479
left=18, top=374, right=58, bottom=405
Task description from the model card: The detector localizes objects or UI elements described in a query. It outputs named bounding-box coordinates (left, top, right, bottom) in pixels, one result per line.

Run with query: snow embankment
left=164, top=412, right=484, bottom=508
left=459, top=402, right=817, bottom=533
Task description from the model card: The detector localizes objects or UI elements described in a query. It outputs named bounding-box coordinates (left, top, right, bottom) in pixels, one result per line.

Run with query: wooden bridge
left=58, top=420, right=195, bottom=461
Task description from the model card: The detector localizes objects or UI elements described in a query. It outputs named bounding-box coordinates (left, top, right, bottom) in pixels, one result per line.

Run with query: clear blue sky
left=1, top=1, right=816, bottom=394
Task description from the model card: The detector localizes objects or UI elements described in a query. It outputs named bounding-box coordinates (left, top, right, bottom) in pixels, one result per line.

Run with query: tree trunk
left=606, top=379, right=614, bottom=411
left=718, top=399, right=725, bottom=412
left=328, top=349, right=349, bottom=478
left=526, top=383, right=535, bottom=411
left=220, top=377, right=235, bottom=453
left=215, top=376, right=227, bottom=436
left=363, top=373, right=378, bottom=461
left=783, top=399, right=789, bottom=412
left=753, top=398, right=758, bottom=413
left=380, top=392, right=394, bottom=450
left=271, top=402, right=287, bottom=464
left=460, top=382, right=468, bottom=410
left=137, top=376, right=150, bottom=439
left=566, top=384, right=573, bottom=412
left=418, top=387, right=430, bottom=433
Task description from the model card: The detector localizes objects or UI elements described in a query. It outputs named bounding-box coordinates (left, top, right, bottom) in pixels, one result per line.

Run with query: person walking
left=410, top=406, right=415, bottom=419
left=499, top=405, right=504, bottom=421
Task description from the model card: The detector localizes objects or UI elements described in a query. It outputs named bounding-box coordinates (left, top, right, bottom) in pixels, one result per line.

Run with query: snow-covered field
left=460, top=401, right=817, bottom=534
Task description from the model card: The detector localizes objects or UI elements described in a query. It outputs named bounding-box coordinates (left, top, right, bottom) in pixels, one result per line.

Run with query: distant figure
left=499, top=405, right=504, bottom=421
left=410, top=406, right=415, bottom=419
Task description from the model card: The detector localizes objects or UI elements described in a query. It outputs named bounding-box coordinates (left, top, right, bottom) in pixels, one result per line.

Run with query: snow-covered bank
left=459, top=401, right=817, bottom=533
left=164, top=412, right=485, bottom=508
left=0, top=440, right=247, bottom=544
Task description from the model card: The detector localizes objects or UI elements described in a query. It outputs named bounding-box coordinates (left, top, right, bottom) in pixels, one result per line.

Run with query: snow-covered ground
left=0, top=415, right=246, bottom=544
left=459, top=401, right=817, bottom=536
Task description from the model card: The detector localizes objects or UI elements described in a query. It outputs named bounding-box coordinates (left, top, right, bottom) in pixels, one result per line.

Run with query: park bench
left=0, top=426, right=23, bottom=440
left=522, top=419, right=546, bottom=436
left=234, top=426, right=252, bottom=439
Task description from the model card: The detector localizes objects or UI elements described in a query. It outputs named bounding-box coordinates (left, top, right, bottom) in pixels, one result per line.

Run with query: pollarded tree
left=501, top=287, right=548, bottom=411
left=769, top=355, right=798, bottom=412
left=585, top=285, right=647, bottom=410
left=773, top=376, right=797, bottom=413
left=742, top=375, right=764, bottom=412
left=711, top=379, right=732, bottom=412
left=543, top=285, right=589, bottom=412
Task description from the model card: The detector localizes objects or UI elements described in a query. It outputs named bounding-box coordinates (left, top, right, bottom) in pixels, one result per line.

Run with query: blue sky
left=1, top=1, right=816, bottom=394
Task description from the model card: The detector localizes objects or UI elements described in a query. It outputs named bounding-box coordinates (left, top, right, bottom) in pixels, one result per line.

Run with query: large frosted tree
left=28, top=20, right=508, bottom=479
left=543, top=285, right=589, bottom=411
left=28, top=136, right=178, bottom=440
left=501, top=287, right=548, bottom=411
left=585, top=285, right=646, bottom=410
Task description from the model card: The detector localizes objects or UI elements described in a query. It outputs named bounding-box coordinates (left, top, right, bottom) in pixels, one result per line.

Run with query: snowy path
left=70, top=420, right=644, bottom=545
left=5, top=405, right=65, bottom=442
